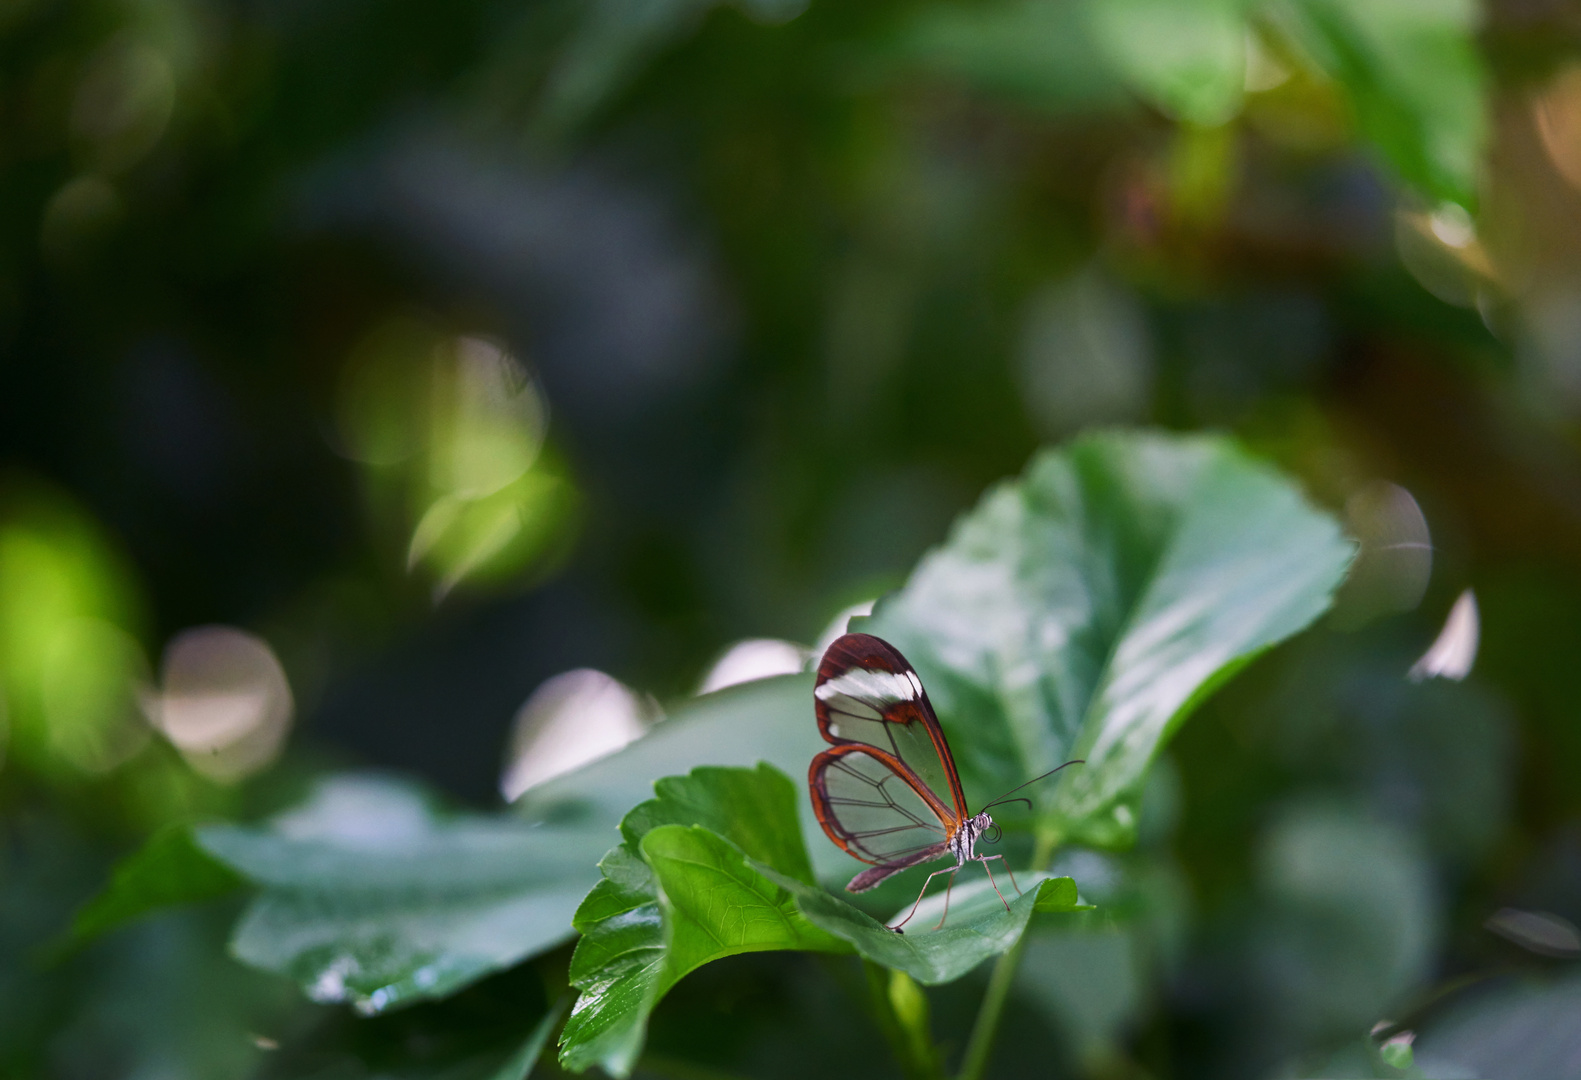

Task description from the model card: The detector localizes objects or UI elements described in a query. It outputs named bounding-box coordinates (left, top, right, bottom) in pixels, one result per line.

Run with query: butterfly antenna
left=981, top=759, right=1085, bottom=811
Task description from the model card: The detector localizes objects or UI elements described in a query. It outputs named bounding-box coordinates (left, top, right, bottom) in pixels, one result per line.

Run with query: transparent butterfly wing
left=808, top=746, right=951, bottom=886
left=812, top=632, right=968, bottom=823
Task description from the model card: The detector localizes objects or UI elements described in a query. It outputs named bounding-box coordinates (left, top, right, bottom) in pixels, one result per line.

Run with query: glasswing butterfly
left=809, top=632, right=1080, bottom=932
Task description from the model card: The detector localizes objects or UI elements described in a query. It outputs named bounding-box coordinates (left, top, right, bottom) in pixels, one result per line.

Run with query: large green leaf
left=643, top=824, right=848, bottom=973
left=863, top=431, right=1352, bottom=845
left=197, top=775, right=609, bottom=1015
left=765, top=867, right=1085, bottom=985
left=559, top=764, right=1085, bottom=1076
left=559, top=763, right=841, bottom=1076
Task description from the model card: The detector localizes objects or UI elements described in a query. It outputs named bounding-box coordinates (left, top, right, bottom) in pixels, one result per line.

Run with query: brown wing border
left=808, top=742, right=958, bottom=869
left=813, top=632, right=969, bottom=819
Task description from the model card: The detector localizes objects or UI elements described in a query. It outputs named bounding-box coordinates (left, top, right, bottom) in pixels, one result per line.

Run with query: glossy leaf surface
left=559, top=763, right=838, bottom=1076
left=198, top=775, right=608, bottom=1015
left=864, top=431, right=1352, bottom=844
left=560, top=764, right=1085, bottom=1075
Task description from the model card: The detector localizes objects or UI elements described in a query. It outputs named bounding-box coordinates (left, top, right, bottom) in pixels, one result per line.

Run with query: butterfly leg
left=980, top=853, right=1021, bottom=896
left=931, top=866, right=964, bottom=930
left=976, top=855, right=1012, bottom=912
left=890, top=865, right=962, bottom=932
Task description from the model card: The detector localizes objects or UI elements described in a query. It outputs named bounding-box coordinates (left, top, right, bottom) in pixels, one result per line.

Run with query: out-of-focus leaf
left=198, top=775, right=607, bottom=1015
left=1253, top=801, right=1437, bottom=1040
left=1089, top=0, right=1247, bottom=125
left=67, top=824, right=243, bottom=947
left=1016, top=920, right=1141, bottom=1056
left=1262, top=633, right=1515, bottom=866
left=0, top=483, right=148, bottom=774
left=409, top=467, right=577, bottom=599
left=1416, top=973, right=1581, bottom=1080
left=1272, top=0, right=1486, bottom=205
left=538, top=0, right=801, bottom=134
left=559, top=764, right=837, bottom=1076
left=488, top=1004, right=564, bottom=1080
left=864, top=430, right=1352, bottom=846
left=1378, top=1031, right=1415, bottom=1070
left=518, top=673, right=859, bottom=880
left=892, top=0, right=1129, bottom=113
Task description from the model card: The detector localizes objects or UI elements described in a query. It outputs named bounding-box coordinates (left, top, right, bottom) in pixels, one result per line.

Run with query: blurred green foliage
left=10, top=0, right=1581, bottom=1076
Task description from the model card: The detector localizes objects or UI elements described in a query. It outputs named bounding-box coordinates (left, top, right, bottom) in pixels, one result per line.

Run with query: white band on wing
left=814, top=666, right=922, bottom=706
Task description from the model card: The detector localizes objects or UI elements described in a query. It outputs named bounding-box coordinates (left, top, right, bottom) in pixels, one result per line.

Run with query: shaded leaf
left=67, top=823, right=244, bottom=947
left=892, top=0, right=1129, bottom=113
left=254, top=966, right=563, bottom=1080
left=1416, top=973, right=1581, bottom=1080
left=474, top=1001, right=564, bottom=1080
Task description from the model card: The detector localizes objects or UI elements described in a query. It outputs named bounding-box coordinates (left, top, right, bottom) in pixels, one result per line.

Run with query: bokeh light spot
left=500, top=669, right=655, bottom=801
left=1333, top=481, right=1432, bottom=628
left=698, top=638, right=806, bottom=694
left=147, top=625, right=294, bottom=782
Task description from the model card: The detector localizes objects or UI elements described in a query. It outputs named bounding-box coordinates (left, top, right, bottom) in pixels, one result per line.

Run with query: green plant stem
left=956, top=830, right=1060, bottom=1080
left=864, top=960, right=944, bottom=1080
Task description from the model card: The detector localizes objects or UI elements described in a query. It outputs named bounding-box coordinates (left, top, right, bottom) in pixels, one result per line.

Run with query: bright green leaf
left=1089, top=0, right=1247, bottom=125
left=863, top=430, right=1352, bottom=845
left=626, top=765, right=818, bottom=886
left=562, top=763, right=1089, bottom=1076
left=558, top=848, right=665, bottom=1076
left=559, top=763, right=832, bottom=1076
left=1272, top=0, right=1486, bottom=206
left=643, top=823, right=849, bottom=973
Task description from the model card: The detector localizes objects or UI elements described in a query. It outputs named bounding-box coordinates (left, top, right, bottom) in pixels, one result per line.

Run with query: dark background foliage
left=6, top=0, right=1581, bottom=1076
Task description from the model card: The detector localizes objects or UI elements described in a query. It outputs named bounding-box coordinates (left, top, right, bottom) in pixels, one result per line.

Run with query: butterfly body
left=808, top=632, right=1017, bottom=929
left=949, top=810, right=995, bottom=866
